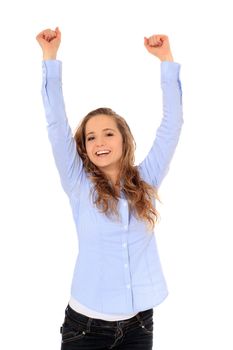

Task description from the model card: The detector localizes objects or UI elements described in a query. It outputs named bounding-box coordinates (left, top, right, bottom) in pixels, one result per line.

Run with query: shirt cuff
left=161, top=61, right=181, bottom=82
left=42, top=59, right=62, bottom=78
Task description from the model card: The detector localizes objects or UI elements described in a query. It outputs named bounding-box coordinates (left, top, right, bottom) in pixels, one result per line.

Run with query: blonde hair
left=74, top=107, right=161, bottom=231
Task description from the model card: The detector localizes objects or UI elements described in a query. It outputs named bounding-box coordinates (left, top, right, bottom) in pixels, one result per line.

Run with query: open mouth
left=95, top=150, right=111, bottom=157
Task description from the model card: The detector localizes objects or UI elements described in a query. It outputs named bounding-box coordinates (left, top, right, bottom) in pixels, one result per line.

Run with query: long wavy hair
left=73, top=107, right=161, bottom=232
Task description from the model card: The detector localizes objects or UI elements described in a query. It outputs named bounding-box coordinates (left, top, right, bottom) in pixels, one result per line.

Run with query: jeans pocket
left=60, top=315, right=87, bottom=344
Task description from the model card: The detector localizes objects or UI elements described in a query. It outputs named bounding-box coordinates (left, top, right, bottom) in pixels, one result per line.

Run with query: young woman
left=36, top=27, right=183, bottom=350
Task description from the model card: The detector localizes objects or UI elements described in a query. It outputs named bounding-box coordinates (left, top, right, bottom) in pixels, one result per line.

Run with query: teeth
left=96, top=150, right=110, bottom=155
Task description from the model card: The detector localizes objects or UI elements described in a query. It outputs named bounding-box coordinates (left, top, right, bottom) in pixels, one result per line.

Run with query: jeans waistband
left=65, top=304, right=153, bottom=328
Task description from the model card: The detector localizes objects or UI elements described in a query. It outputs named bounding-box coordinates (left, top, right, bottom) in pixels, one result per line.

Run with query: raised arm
left=138, top=60, right=183, bottom=188
left=138, top=34, right=184, bottom=188
left=36, top=27, right=83, bottom=196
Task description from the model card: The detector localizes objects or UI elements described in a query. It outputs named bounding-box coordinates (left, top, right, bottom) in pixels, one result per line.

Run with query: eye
left=87, top=133, right=114, bottom=141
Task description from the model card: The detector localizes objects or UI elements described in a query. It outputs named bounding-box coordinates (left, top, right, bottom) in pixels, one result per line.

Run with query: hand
left=36, top=27, right=61, bottom=59
left=144, top=34, right=174, bottom=61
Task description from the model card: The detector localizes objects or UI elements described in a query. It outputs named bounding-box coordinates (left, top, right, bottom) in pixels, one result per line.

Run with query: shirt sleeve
left=138, top=61, right=184, bottom=189
left=41, top=60, right=83, bottom=196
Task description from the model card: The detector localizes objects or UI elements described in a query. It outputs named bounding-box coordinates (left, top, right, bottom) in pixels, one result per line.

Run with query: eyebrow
left=86, top=128, right=116, bottom=137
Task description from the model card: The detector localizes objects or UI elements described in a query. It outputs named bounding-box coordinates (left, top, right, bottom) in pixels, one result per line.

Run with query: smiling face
left=85, top=114, right=123, bottom=183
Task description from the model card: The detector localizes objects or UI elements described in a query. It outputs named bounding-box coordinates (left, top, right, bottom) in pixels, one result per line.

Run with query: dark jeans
left=60, top=303, right=154, bottom=349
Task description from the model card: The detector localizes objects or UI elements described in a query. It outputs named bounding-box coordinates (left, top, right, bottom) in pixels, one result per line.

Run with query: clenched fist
left=36, top=27, right=61, bottom=60
left=144, top=34, right=174, bottom=61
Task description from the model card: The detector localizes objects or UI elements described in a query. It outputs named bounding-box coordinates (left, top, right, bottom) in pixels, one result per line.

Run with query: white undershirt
left=68, top=295, right=138, bottom=321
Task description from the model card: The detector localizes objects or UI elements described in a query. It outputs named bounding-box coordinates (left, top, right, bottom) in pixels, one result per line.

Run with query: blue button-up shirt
left=41, top=59, right=183, bottom=314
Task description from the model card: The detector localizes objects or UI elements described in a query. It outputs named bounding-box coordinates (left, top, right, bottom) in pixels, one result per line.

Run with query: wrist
left=160, top=54, right=174, bottom=62
left=43, top=54, right=57, bottom=60
left=43, top=57, right=57, bottom=60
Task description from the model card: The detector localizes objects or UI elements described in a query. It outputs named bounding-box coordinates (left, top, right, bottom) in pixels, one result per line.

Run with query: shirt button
left=126, top=284, right=130, bottom=289
left=124, top=263, right=128, bottom=268
left=123, top=201, right=127, bottom=207
left=122, top=243, right=127, bottom=248
left=123, top=225, right=128, bottom=230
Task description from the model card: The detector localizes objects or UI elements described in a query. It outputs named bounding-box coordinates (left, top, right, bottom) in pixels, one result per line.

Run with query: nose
left=96, top=136, right=106, bottom=147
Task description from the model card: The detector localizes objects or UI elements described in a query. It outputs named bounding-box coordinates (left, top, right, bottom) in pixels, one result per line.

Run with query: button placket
left=121, top=236, right=132, bottom=292
left=120, top=198, right=132, bottom=305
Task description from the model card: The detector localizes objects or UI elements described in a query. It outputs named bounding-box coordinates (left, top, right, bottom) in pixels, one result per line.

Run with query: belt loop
left=86, top=317, right=92, bottom=332
left=136, top=312, right=144, bottom=327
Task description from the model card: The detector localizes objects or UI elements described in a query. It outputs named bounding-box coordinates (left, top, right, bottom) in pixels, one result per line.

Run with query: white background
left=0, top=0, right=233, bottom=349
